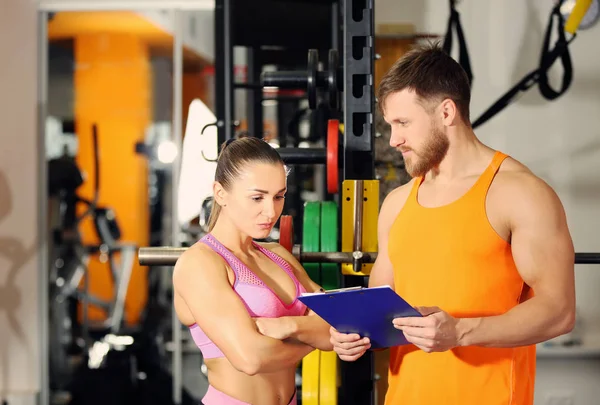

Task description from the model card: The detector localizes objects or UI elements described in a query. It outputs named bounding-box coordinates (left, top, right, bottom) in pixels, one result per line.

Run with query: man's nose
left=389, top=129, right=405, bottom=148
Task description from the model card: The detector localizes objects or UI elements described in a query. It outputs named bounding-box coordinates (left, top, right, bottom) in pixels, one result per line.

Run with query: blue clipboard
left=298, top=285, right=421, bottom=349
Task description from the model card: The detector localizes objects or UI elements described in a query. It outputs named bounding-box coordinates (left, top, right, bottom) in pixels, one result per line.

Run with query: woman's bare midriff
left=205, top=357, right=298, bottom=405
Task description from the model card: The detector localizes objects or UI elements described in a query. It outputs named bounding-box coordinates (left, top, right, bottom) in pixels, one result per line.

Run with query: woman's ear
left=213, top=181, right=227, bottom=207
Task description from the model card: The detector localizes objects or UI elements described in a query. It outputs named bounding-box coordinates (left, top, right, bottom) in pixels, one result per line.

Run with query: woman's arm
left=254, top=244, right=334, bottom=351
left=172, top=245, right=314, bottom=375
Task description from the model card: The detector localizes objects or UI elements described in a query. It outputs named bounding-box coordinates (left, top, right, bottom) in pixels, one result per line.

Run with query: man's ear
left=213, top=181, right=227, bottom=206
left=440, top=98, right=458, bottom=126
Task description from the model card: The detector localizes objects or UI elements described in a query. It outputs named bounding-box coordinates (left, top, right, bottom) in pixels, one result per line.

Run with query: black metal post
left=246, top=47, right=263, bottom=137
left=342, top=0, right=375, bottom=181
left=340, top=0, right=376, bottom=404
left=215, top=0, right=234, bottom=145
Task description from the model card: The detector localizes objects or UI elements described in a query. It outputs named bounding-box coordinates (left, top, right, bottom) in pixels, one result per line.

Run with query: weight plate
left=302, top=350, right=320, bottom=405
left=327, top=119, right=339, bottom=194
left=302, top=201, right=321, bottom=405
left=279, top=215, right=294, bottom=253
left=319, top=351, right=338, bottom=405
left=328, top=49, right=339, bottom=111
left=320, top=201, right=340, bottom=290
left=302, top=201, right=321, bottom=284
left=307, top=49, right=319, bottom=109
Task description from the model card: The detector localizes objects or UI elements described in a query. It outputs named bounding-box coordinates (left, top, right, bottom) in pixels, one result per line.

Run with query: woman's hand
left=254, top=317, right=296, bottom=340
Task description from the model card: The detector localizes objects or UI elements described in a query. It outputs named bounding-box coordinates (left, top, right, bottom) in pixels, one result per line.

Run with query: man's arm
left=456, top=173, right=576, bottom=347
left=173, top=246, right=314, bottom=375
left=368, top=184, right=412, bottom=289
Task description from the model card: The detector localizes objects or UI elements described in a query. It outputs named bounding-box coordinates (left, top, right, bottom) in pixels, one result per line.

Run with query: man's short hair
left=377, top=41, right=472, bottom=126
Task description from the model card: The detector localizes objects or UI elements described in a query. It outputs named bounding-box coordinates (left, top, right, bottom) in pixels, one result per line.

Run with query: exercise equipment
left=320, top=201, right=340, bottom=290
left=298, top=200, right=340, bottom=404
left=442, top=0, right=473, bottom=87
left=137, top=247, right=600, bottom=267
left=279, top=215, right=294, bottom=253
left=302, top=201, right=322, bottom=286
left=277, top=118, right=340, bottom=195
left=341, top=180, right=380, bottom=276
left=48, top=124, right=137, bottom=392
left=326, top=120, right=340, bottom=195
left=472, top=0, right=577, bottom=129
left=563, top=0, right=599, bottom=33
left=261, top=49, right=341, bottom=110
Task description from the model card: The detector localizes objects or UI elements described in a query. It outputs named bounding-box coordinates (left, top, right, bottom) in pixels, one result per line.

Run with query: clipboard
left=298, top=285, right=421, bottom=348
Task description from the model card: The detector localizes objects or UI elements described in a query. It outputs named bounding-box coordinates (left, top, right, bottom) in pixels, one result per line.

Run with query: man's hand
left=254, top=317, right=294, bottom=340
left=330, top=327, right=371, bottom=361
left=393, top=306, right=461, bottom=353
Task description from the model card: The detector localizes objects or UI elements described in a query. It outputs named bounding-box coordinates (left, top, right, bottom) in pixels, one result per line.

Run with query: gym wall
left=0, top=0, right=40, bottom=403
left=375, top=1, right=600, bottom=404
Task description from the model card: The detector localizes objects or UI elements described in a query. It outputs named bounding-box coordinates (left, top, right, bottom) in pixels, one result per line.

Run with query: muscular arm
left=457, top=174, right=576, bottom=348
left=260, top=245, right=333, bottom=351
left=173, top=247, right=314, bottom=375
left=368, top=184, right=412, bottom=289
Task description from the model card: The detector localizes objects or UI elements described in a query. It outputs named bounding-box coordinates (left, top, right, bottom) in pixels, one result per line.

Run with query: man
left=329, top=42, right=576, bottom=405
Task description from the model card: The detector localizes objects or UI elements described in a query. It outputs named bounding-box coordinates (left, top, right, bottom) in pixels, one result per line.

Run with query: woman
left=173, top=137, right=333, bottom=405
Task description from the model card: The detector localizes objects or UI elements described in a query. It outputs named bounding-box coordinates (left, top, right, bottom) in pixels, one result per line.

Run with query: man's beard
left=403, top=126, right=449, bottom=178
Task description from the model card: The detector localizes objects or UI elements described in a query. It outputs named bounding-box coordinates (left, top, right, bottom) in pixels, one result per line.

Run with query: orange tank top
left=385, top=151, right=536, bottom=405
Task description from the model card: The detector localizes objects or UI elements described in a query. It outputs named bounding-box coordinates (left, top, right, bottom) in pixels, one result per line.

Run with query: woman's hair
left=207, top=137, right=286, bottom=231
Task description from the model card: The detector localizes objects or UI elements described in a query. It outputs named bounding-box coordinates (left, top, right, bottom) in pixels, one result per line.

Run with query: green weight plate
left=320, top=201, right=340, bottom=290
left=302, top=201, right=321, bottom=284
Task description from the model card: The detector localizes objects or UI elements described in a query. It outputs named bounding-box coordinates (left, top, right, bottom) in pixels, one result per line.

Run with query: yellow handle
left=565, top=0, right=594, bottom=34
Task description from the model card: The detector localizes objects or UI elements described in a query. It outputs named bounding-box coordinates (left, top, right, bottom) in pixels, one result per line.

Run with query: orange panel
left=48, top=11, right=210, bottom=68
left=74, top=33, right=151, bottom=327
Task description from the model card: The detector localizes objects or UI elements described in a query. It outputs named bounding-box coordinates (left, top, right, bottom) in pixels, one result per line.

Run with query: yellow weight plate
left=341, top=180, right=379, bottom=276
left=319, top=350, right=338, bottom=404
left=301, top=350, right=320, bottom=404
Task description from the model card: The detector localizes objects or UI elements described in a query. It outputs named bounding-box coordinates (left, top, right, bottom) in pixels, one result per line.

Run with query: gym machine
left=47, top=123, right=137, bottom=394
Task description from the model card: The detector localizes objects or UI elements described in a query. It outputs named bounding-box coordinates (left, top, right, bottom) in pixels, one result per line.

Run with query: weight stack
left=374, top=109, right=411, bottom=207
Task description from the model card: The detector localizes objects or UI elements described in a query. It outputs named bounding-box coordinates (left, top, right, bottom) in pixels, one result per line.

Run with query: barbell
left=137, top=246, right=600, bottom=267
left=261, top=49, right=341, bottom=110
left=137, top=242, right=377, bottom=267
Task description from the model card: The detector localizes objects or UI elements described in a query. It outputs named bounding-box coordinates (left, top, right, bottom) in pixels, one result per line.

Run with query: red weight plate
left=279, top=215, right=294, bottom=253
left=327, top=119, right=339, bottom=194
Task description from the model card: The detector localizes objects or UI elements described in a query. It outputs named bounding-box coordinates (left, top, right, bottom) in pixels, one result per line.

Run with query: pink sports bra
left=188, top=233, right=308, bottom=359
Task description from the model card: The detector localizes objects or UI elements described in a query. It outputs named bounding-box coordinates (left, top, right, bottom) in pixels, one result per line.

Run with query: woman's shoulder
left=173, top=240, right=227, bottom=283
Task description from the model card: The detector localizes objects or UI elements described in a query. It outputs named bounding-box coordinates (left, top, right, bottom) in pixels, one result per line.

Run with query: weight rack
left=215, top=0, right=377, bottom=403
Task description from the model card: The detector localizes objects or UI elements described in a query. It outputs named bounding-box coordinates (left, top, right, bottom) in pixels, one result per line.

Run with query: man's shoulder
left=493, top=155, right=563, bottom=214
left=380, top=178, right=417, bottom=219
left=495, top=156, right=553, bottom=193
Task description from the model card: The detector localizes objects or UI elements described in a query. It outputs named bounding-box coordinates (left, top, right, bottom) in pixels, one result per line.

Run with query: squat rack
left=213, top=0, right=378, bottom=403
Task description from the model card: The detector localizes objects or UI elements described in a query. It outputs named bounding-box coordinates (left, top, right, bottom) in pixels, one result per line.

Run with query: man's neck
left=428, top=126, right=491, bottom=183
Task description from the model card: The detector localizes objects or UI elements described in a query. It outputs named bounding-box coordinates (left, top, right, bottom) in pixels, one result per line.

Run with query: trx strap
left=472, top=0, right=576, bottom=128
left=443, top=0, right=473, bottom=87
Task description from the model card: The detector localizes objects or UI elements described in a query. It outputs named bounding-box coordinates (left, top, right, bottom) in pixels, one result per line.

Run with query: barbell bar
left=137, top=246, right=377, bottom=267
left=137, top=247, right=600, bottom=267
left=261, top=49, right=341, bottom=110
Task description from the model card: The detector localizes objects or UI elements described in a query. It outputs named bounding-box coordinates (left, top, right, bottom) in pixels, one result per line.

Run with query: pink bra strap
left=200, top=234, right=241, bottom=284
left=253, top=243, right=298, bottom=279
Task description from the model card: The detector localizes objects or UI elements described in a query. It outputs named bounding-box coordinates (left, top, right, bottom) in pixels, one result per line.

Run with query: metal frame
left=340, top=0, right=376, bottom=404
left=38, top=0, right=214, bottom=11
left=214, top=0, right=234, bottom=144
left=171, top=9, right=184, bottom=405
left=37, top=5, right=188, bottom=405
left=342, top=0, right=375, bottom=181
left=37, top=10, right=50, bottom=405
